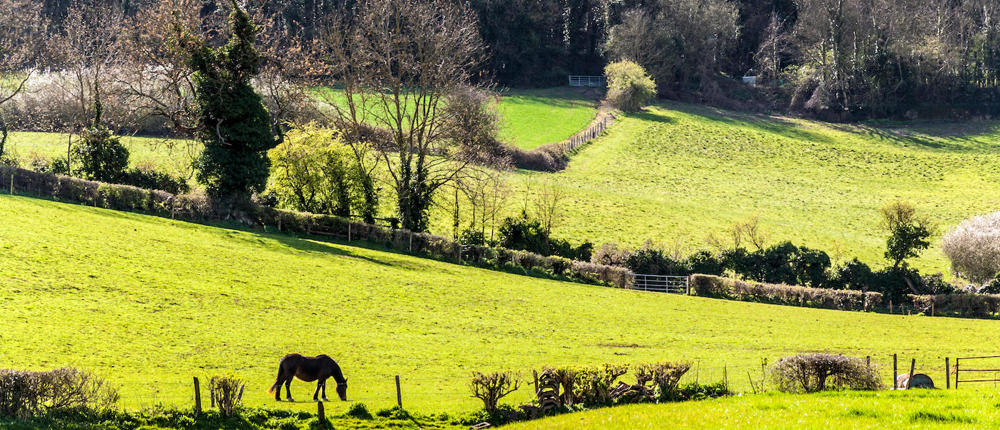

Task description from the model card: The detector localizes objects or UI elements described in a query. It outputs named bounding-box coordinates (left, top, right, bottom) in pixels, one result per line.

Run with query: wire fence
left=107, top=352, right=970, bottom=415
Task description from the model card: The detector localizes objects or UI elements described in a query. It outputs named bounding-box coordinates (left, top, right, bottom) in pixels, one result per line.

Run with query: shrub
left=831, top=259, right=874, bottom=291
left=625, top=241, right=689, bottom=275
left=267, top=124, right=370, bottom=217
left=120, top=165, right=189, bottom=194
left=498, top=213, right=591, bottom=261
left=722, top=242, right=832, bottom=288
left=71, top=124, right=129, bottom=183
left=910, top=293, right=1000, bottom=318
left=591, top=242, right=631, bottom=267
left=572, top=363, right=629, bottom=407
left=209, top=375, right=244, bottom=417
left=689, top=274, right=882, bottom=311
left=675, top=382, right=731, bottom=401
left=770, top=354, right=882, bottom=393
left=469, top=371, right=520, bottom=414
left=942, top=212, right=1000, bottom=286
left=687, top=250, right=724, bottom=276
left=634, top=362, right=691, bottom=401
left=0, top=368, right=119, bottom=419
left=604, top=60, right=656, bottom=112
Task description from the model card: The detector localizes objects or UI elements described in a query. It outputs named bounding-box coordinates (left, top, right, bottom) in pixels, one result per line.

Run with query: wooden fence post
left=892, top=354, right=898, bottom=387
left=408, top=232, right=413, bottom=253
left=866, top=356, right=870, bottom=369
left=533, top=370, right=539, bottom=395
left=906, top=359, right=916, bottom=389
left=945, top=357, right=950, bottom=389
left=395, top=375, right=403, bottom=408
left=348, top=223, right=352, bottom=241
left=9, top=171, right=13, bottom=195
left=955, top=358, right=960, bottom=388
left=193, top=377, right=202, bottom=414
left=237, top=384, right=245, bottom=405
left=317, top=401, right=326, bottom=421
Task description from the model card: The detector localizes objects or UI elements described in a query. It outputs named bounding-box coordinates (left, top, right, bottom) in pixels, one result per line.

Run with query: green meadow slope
left=3, top=195, right=1000, bottom=416
left=511, top=390, right=1000, bottom=429
left=505, top=102, right=1000, bottom=274
left=7, top=97, right=1000, bottom=274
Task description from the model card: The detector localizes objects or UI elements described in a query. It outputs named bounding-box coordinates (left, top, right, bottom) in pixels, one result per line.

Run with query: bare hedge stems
left=209, top=375, right=244, bottom=417
left=770, top=354, right=882, bottom=393
left=469, top=371, right=520, bottom=413
left=0, top=368, right=119, bottom=419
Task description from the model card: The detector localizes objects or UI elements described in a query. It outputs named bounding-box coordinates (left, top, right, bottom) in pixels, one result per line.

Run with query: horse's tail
left=267, top=367, right=283, bottom=394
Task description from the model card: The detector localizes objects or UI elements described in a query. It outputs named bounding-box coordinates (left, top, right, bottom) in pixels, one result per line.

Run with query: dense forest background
left=26, top=0, right=1000, bottom=120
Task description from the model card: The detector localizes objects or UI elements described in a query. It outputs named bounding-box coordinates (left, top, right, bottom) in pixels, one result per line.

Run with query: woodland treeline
left=14, top=0, right=1000, bottom=119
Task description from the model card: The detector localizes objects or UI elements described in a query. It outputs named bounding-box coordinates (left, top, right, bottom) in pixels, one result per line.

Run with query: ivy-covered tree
left=178, top=0, right=278, bottom=201
left=71, top=99, right=129, bottom=182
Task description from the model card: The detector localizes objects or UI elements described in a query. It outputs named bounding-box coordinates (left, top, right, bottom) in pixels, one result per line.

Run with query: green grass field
left=3, top=194, right=1000, bottom=417
left=6, top=99, right=1000, bottom=275
left=496, top=102, right=1000, bottom=274
left=497, top=87, right=600, bottom=149
left=511, top=390, right=1000, bottom=429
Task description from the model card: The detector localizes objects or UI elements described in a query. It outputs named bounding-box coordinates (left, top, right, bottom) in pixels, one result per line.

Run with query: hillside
left=510, top=390, right=1000, bottom=429
left=498, top=102, right=1000, bottom=274
left=2, top=195, right=1000, bottom=415
left=8, top=96, right=1000, bottom=274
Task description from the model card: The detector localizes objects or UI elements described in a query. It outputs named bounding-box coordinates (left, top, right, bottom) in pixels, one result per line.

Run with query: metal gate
left=632, top=274, right=689, bottom=294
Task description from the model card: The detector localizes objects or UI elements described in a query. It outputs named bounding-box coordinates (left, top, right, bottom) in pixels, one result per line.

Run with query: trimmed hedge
left=909, top=293, right=1000, bottom=319
left=689, top=274, right=882, bottom=311
left=0, top=166, right=632, bottom=288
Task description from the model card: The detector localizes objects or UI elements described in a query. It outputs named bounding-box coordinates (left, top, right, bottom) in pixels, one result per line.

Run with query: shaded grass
left=5, top=195, right=1000, bottom=417
left=509, top=390, right=1000, bottom=429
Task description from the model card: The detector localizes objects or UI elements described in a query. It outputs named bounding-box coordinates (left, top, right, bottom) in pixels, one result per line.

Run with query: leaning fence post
left=237, top=384, right=245, bottom=405
left=317, top=401, right=326, bottom=422
left=193, top=377, right=202, bottom=414
left=945, top=357, right=950, bottom=389
left=906, top=359, right=916, bottom=389
left=395, top=375, right=403, bottom=408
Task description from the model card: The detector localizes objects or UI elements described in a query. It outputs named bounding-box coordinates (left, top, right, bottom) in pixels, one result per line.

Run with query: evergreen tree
left=179, top=1, right=277, bottom=201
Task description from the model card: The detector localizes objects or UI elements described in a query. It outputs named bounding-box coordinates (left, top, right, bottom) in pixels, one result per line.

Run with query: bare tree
left=458, top=164, right=512, bottom=243
left=316, top=0, right=489, bottom=232
left=50, top=0, right=126, bottom=130
left=0, top=0, right=48, bottom=160
left=533, top=179, right=566, bottom=235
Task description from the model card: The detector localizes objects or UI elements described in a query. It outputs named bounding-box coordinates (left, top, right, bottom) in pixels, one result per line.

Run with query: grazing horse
left=268, top=354, right=348, bottom=402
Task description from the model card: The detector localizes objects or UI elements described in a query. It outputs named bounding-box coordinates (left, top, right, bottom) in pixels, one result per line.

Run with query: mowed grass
left=504, top=102, right=1000, bottom=274
left=497, top=87, right=599, bottom=149
left=4, top=195, right=1000, bottom=416
left=511, top=390, right=1000, bottom=429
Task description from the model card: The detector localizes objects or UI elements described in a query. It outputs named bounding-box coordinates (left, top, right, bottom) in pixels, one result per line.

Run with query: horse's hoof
left=322, top=397, right=329, bottom=402
left=287, top=398, right=295, bottom=402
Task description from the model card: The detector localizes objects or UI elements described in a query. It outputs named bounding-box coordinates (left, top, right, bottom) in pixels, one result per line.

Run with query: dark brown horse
left=268, top=354, right=347, bottom=402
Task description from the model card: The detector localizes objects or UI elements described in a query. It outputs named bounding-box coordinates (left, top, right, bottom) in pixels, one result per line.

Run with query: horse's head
left=336, top=378, right=348, bottom=401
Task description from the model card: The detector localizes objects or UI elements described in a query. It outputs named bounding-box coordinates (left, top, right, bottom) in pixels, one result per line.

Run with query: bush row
left=0, top=166, right=632, bottom=288
left=689, top=274, right=883, bottom=312
left=908, top=293, right=1000, bottom=319
left=0, top=368, right=118, bottom=419
left=467, top=361, right=727, bottom=426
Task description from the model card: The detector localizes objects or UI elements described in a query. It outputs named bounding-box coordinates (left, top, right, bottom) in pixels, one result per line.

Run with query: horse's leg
left=321, top=378, right=329, bottom=401
left=313, top=380, right=322, bottom=401
left=274, top=373, right=285, bottom=401
left=285, top=378, right=294, bottom=402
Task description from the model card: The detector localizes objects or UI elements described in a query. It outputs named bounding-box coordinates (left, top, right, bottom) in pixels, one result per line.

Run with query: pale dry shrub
left=210, top=375, right=244, bottom=417
left=770, top=354, right=882, bottom=393
left=942, top=212, right=1000, bottom=286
